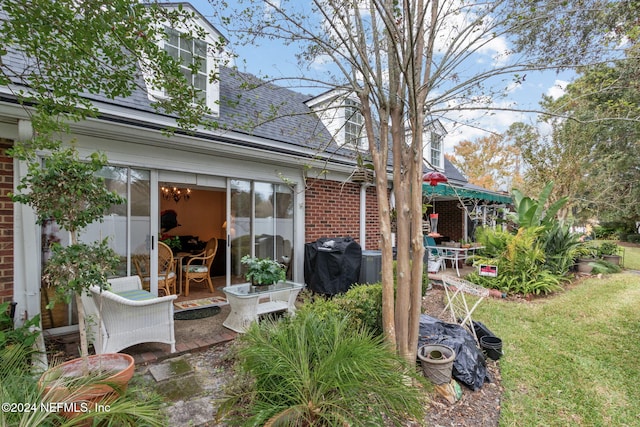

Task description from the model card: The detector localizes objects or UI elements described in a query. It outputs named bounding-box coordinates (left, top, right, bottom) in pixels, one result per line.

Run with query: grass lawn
left=474, top=272, right=640, bottom=426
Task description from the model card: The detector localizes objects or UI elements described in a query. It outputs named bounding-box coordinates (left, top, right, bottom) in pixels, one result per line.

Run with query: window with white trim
left=430, top=132, right=442, bottom=168
left=164, top=27, right=207, bottom=103
left=344, top=99, right=364, bottom=147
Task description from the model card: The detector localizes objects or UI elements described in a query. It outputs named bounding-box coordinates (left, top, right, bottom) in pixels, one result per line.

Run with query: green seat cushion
left=115, top=289, right=155, bottom=301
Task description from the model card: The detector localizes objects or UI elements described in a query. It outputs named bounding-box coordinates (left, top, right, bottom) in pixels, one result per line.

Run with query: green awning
left=422, top=183, right=512, bottom=204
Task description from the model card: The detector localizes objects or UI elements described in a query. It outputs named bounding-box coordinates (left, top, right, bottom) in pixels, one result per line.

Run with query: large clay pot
left=39, top=353, right=135, bottom=419
left=576, top=258, right=596, bottom=273
left=602, top=254, right=621, bottom=265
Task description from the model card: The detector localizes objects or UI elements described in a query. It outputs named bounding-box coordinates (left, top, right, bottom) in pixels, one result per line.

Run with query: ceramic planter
left=39, top=353, right=135, bottom=419
left=417, top=344, right=456, bottom=385
left=602, top=254, right=621, bottom=265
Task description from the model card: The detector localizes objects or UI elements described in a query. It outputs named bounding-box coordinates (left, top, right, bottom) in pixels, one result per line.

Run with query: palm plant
left=218, top=310, right=426, bottom=426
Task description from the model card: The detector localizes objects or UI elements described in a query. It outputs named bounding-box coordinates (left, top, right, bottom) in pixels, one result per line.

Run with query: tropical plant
left=11, top=148, right=125, bottom=372
left=541, top=222, right=583, bottom=275
left=240, top=255, right=286, bottom=286
left=218, top=310, right=426, bottom=426
left=508, top=182, right=569, bottom=228
left=469, top=227, right=565, bottom=295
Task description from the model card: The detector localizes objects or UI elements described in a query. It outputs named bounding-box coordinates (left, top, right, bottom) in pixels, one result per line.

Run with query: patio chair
left=157, top=241, right=178, bottom=295
left=424, top=236, right=445, bottom=273
left=440, top=275, right=489, bottom=345
left=80, top=276, right=177, bottom=354
left=183, top=237, right=218, bottom=296
left=132, top=244, right=177, bottom=296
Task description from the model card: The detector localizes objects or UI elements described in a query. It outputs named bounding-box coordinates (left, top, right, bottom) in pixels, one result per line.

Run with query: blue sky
left=191, top=0, right=576, bottom=152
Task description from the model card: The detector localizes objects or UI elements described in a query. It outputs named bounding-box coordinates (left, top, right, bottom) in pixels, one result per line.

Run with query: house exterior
left=0, top=2, right=509, bottom=331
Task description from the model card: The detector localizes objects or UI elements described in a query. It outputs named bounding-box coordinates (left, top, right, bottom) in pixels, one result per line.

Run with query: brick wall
left=0, top=139, right=13, bottom=303
left=305, top=178, right=383, bottom=249
left=427, top=200, right=463, bottom=241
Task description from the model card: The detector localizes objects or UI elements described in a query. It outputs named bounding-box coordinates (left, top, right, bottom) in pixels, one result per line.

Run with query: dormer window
left=344, top=99, right=365, bottom=147
left=164, top=27, right=207, bottom=103
left=430, top=132, right=442, bottom=168
left=143, top=4, right=226, bottom=117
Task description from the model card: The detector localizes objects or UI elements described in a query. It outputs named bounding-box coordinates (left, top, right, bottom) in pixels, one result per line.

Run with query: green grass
left=620, top=244, right=640, bottom=270
left=473, top=272, right=640, bottom=426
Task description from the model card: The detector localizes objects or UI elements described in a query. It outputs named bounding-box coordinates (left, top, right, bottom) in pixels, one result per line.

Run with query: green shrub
left=219, top=310, right=426, bottom=426
left=0, top=302, right=40, bottom=349
left=470, top=227, right=565, bottom=295
left=627, top=234, right=640, bottom=244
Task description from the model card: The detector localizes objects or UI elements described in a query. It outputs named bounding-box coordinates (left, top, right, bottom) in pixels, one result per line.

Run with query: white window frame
left=145, top=21, right=221, bottom=117
left=344, top=99, right=365, bottom=148
left=430, top=132, right=442, bottom=168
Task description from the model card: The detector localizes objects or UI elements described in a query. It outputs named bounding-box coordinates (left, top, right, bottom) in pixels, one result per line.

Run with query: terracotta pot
left=39, top=353, right=135, bottom=419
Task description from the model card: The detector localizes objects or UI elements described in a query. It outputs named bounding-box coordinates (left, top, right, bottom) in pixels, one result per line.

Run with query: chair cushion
left=183, top=265, right=209, bottom=273
left=115, top=289, right=155, bottom=301
left=159, top=271, right=176, bottom=280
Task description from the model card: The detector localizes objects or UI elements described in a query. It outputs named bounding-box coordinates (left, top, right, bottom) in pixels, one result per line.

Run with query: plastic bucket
left=480, top=336, right=503, bottom=360
left=417, top=344, right=455, bottom=385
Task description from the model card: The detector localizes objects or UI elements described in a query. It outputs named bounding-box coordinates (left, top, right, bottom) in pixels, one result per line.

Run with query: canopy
left=422, top=183, right=512, bottom=204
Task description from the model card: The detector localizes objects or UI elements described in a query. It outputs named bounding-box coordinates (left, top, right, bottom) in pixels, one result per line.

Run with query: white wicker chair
left=81, top=276, right=177, bottom=354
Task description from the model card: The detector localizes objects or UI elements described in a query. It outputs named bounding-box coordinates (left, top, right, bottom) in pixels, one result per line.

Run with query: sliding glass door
left=228, top=180, right=294, bottom=284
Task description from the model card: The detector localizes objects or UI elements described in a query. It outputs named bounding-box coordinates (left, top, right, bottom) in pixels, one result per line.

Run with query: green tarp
left=422, top=183, right=512, bottom=204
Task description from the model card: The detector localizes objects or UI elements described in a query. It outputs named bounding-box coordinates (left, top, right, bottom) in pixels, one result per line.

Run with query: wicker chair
left=80, top=276, right=177, bottom=354
left=157, top=242, right=177, bottom=295
left=183, top=237, right=218, bottom=296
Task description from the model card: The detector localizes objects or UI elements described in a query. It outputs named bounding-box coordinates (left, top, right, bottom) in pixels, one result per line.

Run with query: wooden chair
left=157, top=241, right=177, bottom=296
left=183, top=237, right=218, bottom=296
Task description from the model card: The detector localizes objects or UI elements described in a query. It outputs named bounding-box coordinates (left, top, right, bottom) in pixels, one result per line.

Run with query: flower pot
left=576, top=258, right=596, bottom=273
left=39, top=353, right=135, bottom=420
left=480, top=336, right=503, bottom=361
left=602, top=254, right=621, bottom=265
left=417, top=344, right=455, bottom=385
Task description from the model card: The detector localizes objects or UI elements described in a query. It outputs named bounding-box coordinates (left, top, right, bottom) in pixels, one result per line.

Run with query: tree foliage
left=514, top=41, right=640, bottom=224
left=447, top=134, right=522, bottom=191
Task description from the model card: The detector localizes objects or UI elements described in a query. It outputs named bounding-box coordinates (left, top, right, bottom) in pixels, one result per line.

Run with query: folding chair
left=440, top=275, right=489, bottom=345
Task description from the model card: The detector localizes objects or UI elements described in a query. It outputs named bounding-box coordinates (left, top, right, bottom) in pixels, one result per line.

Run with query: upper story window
left=344, top=99, right=365, bottom=147
left=164, top=27, right=207, bottom=103
left=430, top=132, right=442, bottom=168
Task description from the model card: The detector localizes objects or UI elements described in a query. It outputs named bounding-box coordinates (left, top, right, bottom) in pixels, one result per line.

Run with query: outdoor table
left=222, top=281, right=304, bottom=333
left=426, top=246, right=484, bottom=277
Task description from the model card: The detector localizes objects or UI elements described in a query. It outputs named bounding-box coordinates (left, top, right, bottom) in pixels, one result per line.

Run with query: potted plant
left=574, top=243, right=599, bottom=273
left=597, top=242, right=621, bottom=265
left=11, top=147, right=134, bottom=410
left=241, top=255, right=286, bottom=289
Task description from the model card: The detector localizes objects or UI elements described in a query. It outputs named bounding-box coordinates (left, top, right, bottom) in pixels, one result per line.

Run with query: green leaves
left=241, top=256, right=286, bottom=285
left=12, top=148, right=125, bottom=233
left=220, top=310, right=425, bottom=426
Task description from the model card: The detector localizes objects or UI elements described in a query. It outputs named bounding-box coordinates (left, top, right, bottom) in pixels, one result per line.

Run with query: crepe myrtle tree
left=215, top=0, right=631, bottom=363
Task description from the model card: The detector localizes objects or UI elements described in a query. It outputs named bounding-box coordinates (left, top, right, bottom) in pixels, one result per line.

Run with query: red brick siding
left=364, top=185, right=380, bottom=249
left=0, top=139, right=13, bottom=303
left=427, top=200, right=463, bottom=241
left=305, top=178, right=384, bottom=249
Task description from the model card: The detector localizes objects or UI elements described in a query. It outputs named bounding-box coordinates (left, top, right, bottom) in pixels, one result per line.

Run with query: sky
left=190, top=0, right=576, bottom=153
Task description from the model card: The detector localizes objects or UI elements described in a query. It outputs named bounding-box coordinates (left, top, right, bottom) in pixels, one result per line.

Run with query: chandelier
left=161, top=185, right=191, bottom=202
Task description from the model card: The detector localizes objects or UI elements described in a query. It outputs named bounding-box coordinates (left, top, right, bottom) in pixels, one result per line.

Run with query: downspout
left=360, top=184, right=367, bottom=250
left=14, top=119, right=47, bottom=369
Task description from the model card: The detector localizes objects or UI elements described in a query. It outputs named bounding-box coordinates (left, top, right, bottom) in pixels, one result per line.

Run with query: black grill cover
left=304, top=237, right=362, bottom=296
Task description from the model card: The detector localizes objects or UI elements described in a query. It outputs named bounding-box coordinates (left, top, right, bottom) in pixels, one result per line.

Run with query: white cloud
left=546, top=79, right=568, bottom=100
